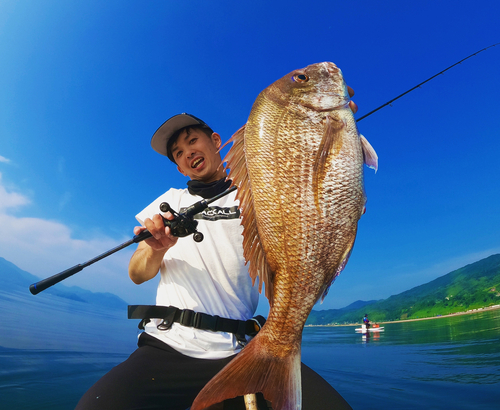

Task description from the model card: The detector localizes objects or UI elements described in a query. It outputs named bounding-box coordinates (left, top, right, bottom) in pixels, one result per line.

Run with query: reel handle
left=159, top=202, right=203, bottom=242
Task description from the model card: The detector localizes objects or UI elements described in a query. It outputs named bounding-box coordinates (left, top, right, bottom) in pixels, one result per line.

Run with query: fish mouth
left=303, top=95, right=351, bottom=112
left=191, top=157, right=204, bottom=169
left=322, top=97, right=351, bottom=111
left=305, top=62, right=350, bottom=111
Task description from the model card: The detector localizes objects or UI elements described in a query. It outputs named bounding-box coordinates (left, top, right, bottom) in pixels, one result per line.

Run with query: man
left=363, top=314, right=370, bottom=333
left=76, top=93, right=358, bottom=409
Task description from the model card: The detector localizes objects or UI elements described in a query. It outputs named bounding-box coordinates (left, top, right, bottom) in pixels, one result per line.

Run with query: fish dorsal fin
left=222, top=125, right=275, bottom=306
left=360, top=134, right=378, bottom=172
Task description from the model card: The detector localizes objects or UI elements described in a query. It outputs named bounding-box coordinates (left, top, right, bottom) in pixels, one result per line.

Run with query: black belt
left=128, top=305, right=265, bottom=344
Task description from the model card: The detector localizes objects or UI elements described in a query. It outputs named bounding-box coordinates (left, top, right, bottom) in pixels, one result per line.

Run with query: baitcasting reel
left=159, top=202, right=204, bottom=243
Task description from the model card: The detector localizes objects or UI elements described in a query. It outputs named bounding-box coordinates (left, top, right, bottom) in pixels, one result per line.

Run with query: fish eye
left=293, top=74, right=309, bottom=83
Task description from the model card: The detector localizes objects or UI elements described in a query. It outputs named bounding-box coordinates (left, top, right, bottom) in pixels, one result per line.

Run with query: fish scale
left=192, top=62, right=378, bottom=410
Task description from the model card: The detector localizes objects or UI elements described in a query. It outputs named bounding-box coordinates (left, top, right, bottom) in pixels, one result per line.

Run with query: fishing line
left=356, top=43, right=499, bottom=122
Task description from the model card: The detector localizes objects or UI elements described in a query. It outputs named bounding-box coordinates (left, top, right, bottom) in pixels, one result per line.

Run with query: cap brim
left=150, top=113, right=206, bottom=158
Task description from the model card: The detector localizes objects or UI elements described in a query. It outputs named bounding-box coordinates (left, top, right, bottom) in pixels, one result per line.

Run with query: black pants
left=75, top=333, right=352, bottom=410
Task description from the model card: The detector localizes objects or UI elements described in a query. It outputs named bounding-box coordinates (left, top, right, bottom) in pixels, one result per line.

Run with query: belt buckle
left=179, top=309, right=195, bottom=327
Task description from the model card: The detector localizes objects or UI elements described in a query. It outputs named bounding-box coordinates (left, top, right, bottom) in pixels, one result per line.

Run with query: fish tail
left=190, top=334, right=302, bottom=410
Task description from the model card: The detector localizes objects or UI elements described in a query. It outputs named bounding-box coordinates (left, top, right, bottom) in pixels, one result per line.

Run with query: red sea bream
left=191, top=62, right=378, bottom=410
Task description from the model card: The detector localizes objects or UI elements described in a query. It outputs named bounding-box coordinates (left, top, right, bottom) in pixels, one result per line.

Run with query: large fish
left=191, top=62, right=378, bottom=410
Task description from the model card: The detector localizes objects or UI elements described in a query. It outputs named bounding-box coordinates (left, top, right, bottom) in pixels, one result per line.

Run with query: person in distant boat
left=363, top=314, right=371, bottom=332
left=75, top=90, right=358, bottom=410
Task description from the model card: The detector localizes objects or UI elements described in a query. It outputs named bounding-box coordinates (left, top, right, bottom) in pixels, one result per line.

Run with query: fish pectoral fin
left=313, top=114, right=344, bottom=176
left=313, top=114, right=345, bottom=212
left=360, top=134, right=378, bottom=172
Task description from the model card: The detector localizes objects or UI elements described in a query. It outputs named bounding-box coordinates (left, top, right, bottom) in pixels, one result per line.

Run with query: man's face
left=171, top=128, right=226, bottom=183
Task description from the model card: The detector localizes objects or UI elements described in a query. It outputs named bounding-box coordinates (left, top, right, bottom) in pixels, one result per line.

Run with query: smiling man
left=75, top=113, right=354, bottom=410
left=168, top=123, right=226, bottom=183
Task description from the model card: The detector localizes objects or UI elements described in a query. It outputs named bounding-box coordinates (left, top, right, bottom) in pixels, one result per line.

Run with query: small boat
left=355, top=324, right=384, bottom=333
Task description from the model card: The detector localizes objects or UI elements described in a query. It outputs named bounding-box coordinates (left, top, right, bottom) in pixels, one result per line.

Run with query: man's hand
left=135, top=212, right=179, bottom=251
left=129, top=212, right=179, bottom=284
left=347, top=86, right=358, bottom=114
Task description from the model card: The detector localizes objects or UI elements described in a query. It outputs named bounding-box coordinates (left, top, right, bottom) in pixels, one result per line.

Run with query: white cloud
left=0, top=176, right=157, bottom=304
left=0, top=156, right=10, bottom=163
left=0, top=174, right=30, bottom=210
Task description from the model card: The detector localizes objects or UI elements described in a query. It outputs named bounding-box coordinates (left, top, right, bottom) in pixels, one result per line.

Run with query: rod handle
left=29, top=264, right=84, bottom=295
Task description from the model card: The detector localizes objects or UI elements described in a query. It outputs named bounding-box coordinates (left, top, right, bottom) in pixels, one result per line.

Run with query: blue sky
left=0, top=0, right=499, bottom=315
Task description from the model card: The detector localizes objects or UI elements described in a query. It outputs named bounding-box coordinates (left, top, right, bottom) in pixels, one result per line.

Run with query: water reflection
left=302, top=308, right=500, bottom=409
left=361, top=331, right=381, bottom=343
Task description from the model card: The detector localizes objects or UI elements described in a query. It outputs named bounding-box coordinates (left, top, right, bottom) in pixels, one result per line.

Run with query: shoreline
left=306, top=304, right=500, bottom=327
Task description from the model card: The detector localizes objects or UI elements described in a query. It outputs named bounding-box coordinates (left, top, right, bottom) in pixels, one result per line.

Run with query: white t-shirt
left=136, top=187, right=260, bottom=359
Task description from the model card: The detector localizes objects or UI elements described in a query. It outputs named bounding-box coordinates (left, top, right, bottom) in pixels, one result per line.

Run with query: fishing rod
left=29, top=186, right=237, bottom=295
left=356, top=43, right=499, bottom=122
left=29, top=44, right=498, bottom=294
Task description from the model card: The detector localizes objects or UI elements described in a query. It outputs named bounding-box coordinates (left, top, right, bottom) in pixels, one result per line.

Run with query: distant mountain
left=4, top=253, right=499, bottom=344
left=0, top=257, right=137, bottom=352
left=0, top=257, right=128, bottom=309
left=307, top=300, right=379, bottom=325
left=307, top=254, right=500, bottom=325
left=340, top=299, right=380, bottom=311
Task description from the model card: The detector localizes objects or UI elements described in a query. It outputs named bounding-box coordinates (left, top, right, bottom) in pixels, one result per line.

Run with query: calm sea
left=1, top=309, right=499, bottom=409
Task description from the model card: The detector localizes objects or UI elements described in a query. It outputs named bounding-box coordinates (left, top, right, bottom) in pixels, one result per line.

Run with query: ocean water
left=1, top=309, right=499, bottom=409
left=302, top=308, right=500, bottom=409
left=0, top=350, right=129, bottom=410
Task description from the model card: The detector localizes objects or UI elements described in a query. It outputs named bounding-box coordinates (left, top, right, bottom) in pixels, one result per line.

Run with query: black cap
left=150, top=113, right=212, bottom=162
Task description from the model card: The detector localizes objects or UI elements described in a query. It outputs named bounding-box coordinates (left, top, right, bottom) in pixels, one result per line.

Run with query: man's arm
left=128, top=212, right=178, bottom=284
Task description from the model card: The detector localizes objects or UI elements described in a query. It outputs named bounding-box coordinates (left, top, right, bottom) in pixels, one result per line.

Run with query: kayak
left=355, top=324, right=384, bottom=333
left=355, top=327, right=384, bottom=332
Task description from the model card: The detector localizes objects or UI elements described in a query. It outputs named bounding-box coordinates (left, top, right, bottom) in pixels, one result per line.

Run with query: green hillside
left=307, top=254, right=500, bottom=325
